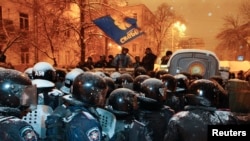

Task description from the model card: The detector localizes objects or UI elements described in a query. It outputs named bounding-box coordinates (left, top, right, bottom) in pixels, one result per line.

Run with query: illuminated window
left=19, top=13, right=29, bottom=30
left=21, top=47, right=29, bottom=64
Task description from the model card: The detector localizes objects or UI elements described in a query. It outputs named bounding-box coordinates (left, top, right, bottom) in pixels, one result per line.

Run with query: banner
left=93, top=15, right=144, bottom=45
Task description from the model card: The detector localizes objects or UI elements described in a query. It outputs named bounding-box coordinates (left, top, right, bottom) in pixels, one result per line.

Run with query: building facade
left=0, top=0, right=157, bottom=71
left=119, top=4, right=157, bottom=59
left=0, top=0, right=35, bottom=70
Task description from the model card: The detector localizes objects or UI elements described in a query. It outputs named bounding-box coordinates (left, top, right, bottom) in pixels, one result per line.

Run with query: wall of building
left=0, top=0, right=35, bottom=71
left=0, top=1, right=158, bottom=71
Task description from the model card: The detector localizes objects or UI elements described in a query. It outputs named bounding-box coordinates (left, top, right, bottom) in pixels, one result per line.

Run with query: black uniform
left=65, top=106, right=102, bottom=141
left=135, top=103, right=175, bottom=141
left=164, top=79, right=240, bottom=141
left=106, top=88, right=152, bottom=141
left=0, top=69, right=39, bottom=141
left=164, top=106, right=239, bottom=141
left=0, top=115, right=38, bottom=141
left=110, top=115, right=152, bottom=141
left=141, top=48, right=157, bottom=72
left=136, top=78, right=175, bottom=141
left=45, top=105, right=102, bottom=141
left=46, top=72, right=107, bottom=141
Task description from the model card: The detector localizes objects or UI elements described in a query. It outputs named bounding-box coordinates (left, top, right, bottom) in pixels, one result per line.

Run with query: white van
left=160, top=49, right=220, bottom=79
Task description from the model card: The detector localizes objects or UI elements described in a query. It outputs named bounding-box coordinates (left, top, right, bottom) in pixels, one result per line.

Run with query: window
left=21, top=47, right=29, bottom=64
left=20, top=13, right=29, bottom=30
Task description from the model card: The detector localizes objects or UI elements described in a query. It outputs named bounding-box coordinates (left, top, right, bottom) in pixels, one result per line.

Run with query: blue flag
left=93, top=15, right=144, bottom=45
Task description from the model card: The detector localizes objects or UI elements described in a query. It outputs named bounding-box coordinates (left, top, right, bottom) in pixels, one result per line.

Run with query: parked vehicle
left=162, top=49, right=220, bottom=79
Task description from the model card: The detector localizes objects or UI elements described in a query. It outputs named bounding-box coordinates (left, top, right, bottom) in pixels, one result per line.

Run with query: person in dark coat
left=107, top=55, right=115, bottom=68
left=83, top=56, right=95, bottom=70
left=132, top=56, right=143, bottom=69
left=164, top=79, right=239, bottom=141
left=95, top=55, right=108, bottom=68
left=161, top=50, right=172, bottom=65
left=141, top=48, right=157, bottom=72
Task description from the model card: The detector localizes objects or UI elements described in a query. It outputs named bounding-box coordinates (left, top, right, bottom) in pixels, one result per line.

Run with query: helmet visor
left=95, top=88, right=108, bottom=107
left=20, top=84, right=37, bottom=110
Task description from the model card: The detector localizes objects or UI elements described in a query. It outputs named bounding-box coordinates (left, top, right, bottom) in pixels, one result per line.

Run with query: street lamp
left=171, top=21, right=186, bottom=51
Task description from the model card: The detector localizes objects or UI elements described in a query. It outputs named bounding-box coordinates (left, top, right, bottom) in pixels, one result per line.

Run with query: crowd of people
left=0, top=48, right=250, bottom=141
left=77, top=47, right=172, bottom=73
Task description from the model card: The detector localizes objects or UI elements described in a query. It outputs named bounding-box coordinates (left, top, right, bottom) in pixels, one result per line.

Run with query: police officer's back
left=172, top=73, right=190, bottom=112
left=160, top=73, right=183, bottom=112
left=45, top=72, right=108, bottom=141
left=164, top=79, right=239, bottom=141
left=135, top=78, right=175, bottom=141
left=0, top=68, right=38, bottom=141
left=106, top=88, right=151, bottom=141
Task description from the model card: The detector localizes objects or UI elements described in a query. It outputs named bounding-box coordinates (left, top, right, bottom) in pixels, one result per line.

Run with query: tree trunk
left=80, top=0, right=85, bottom=63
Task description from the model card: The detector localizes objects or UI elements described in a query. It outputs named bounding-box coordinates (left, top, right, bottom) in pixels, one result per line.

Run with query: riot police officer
left=45, top=72, right=108, bottom=141
left=164, top=79, right=239, bottom=141
left=115, top=73, right=134, bottom=89
left=106, top=88, right=152, bottom=141
left=0, top=68, right=39, bottom=140
left=133, top=74, right=150, bottom=93
left=159, top=73, right=182, bottom=112
left=32, top=61, right=63, bottom=110
left=135, top=78, right=175, bottom=141
left=60, top=68, right=84, bottom=95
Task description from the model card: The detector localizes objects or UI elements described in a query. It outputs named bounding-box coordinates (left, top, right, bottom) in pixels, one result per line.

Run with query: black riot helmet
left=209, top=75, right=224, bottom=88
left=0, top=69, right=37, bottom=110
left=133, top=74, right=150, bottom=92
left=60, top=68, right=83, bottom=94
left=174, top=73, right=189, bottom=93
left=67, top=72, right=108, bottom=107
left=115, top=73, right=134, bottom=89
left=139, top=78, right=167, bottom=105
left=187, top=79, right=228, bottom=108
left=110, top=71, right=121, bottom=82
left=32, top=62, right=56, bottom=82
left=134, top=66, right=147, bottom=77
left=155, top=70, right=168, bottom=79
left=103, top=76, right=116, bottom=98
left=106, top=88, right=138, bottom=116
left=160, top=74, right=177, bottom=92
left=55, top=68, right=67, bottom=82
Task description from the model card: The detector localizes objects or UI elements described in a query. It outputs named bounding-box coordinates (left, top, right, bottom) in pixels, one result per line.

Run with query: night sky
left=127, top=0, right=243, bottom=50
